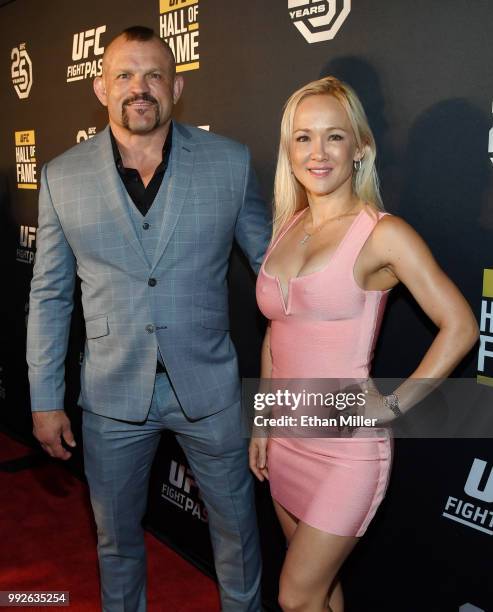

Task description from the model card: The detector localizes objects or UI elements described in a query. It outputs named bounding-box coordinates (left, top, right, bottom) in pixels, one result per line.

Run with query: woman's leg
left=273, top=499, right=298, bottom=542
left=274, top=503, right=358, bottom=612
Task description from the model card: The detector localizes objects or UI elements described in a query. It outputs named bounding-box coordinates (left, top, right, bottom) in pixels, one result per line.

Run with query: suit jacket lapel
left=92, top=126, right=149, bottom=267
left=150, top=122, right=194, bottom=272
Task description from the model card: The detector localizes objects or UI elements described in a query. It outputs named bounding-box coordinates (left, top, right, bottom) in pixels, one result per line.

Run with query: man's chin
left=125, top=121, right=160, bottom=135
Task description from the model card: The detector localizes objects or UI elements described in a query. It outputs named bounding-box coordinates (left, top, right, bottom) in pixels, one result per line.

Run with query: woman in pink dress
left=250, top=77, right=478, bottom=612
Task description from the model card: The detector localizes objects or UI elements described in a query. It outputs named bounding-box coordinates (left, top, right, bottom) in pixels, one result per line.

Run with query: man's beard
left=121, top=93, right=160, bottom=133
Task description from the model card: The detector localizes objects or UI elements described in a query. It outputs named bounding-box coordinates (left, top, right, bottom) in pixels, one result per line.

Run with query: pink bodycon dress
left=256, top=207, right=393, bottom=537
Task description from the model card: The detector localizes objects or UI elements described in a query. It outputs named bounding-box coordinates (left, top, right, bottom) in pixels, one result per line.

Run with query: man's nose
left=130, top=74, right=150, bottom=93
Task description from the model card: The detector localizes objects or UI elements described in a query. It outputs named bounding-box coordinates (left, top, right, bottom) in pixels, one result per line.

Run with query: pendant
left=300, top=234, right=310, bottom=245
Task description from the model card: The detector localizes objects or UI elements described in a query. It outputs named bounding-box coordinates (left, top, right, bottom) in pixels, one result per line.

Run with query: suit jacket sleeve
left=234, top=147, right=272, bottom=274
left=26, top=163, right=76, bottom=411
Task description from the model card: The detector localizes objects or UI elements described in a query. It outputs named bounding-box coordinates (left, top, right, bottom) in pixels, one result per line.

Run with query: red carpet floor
left=0, top=433, right=220, bottom=611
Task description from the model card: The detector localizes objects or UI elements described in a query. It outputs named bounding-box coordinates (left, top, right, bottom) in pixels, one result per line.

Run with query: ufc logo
left=20, top=133, right=30, bottom=143
left=19, top=226, right=36, bottom=249
left=72, top=26, right=106, bottom=61
left=169, top=460, right=198, bottom=494
left=465, top=458, right=493, bottom=503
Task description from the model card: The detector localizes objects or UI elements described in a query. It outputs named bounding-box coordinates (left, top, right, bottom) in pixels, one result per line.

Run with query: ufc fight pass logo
left=443, top=458, right=493, bottom=536
left=67, top=25, right=106, bottom=83
left=288, top=0, right=351, bottom=44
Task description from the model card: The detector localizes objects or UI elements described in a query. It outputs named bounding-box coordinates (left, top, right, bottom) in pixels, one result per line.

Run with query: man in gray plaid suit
left=27, top=26, right=270, bottom=612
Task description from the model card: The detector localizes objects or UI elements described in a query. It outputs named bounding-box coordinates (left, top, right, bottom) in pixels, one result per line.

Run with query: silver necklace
left=300, top=206, right=359, bottom=246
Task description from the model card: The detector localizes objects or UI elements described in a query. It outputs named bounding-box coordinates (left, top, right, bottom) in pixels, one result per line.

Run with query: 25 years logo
left=11, top=43, right=33, bottom=99
left=76, top=127, right=97, bottom=143
left=288, top=0, right=351, bottom=44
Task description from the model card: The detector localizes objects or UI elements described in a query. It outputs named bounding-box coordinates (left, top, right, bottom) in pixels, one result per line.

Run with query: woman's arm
left=365, top=215, right=479, bottom=419
left=249, top=323, right=272, bottom=480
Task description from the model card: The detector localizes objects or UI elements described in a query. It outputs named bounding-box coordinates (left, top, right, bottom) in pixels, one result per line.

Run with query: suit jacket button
left=148, top=278, right=157, bottom=287
left=145, top=324, right=155, bottom=334
left=142, top=222, right=150, bottom=230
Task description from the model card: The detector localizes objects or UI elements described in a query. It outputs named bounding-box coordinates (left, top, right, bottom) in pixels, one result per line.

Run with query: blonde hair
left=273, top=76, right=383, bottom=238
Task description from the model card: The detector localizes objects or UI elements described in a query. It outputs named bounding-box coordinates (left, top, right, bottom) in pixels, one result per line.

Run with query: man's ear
left=93, top=76, right=108, bottom=106
left=173, top=75, right=184, bottom=105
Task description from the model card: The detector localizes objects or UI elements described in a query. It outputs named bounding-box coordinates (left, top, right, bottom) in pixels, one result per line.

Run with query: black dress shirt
left=110, top=123, right=173, bottom=217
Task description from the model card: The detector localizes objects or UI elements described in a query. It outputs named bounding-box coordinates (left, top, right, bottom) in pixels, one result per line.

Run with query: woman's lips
left=307, top=167, right=332, bottom=177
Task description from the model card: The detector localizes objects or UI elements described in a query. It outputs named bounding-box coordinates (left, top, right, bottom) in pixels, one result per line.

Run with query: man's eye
left=117, top=73, right=129, bottom=79
left=150, top=73, right=162, bottom=79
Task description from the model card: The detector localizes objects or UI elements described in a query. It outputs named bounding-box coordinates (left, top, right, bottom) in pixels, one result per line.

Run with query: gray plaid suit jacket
left=27, top=122, right=271, bottom=421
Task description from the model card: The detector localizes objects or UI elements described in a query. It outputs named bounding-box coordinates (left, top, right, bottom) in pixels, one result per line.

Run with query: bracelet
left=382, top=393, right=403, bottom=419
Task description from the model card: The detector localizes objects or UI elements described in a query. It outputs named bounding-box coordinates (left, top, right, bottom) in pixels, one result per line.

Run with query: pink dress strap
left=335, top=208, right=391, bottom=270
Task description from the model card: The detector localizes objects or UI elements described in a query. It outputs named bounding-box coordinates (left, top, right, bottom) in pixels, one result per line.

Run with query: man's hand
left=248, top=436, right=269, bottom=482
left=32, top=410, right=76, bottom=460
